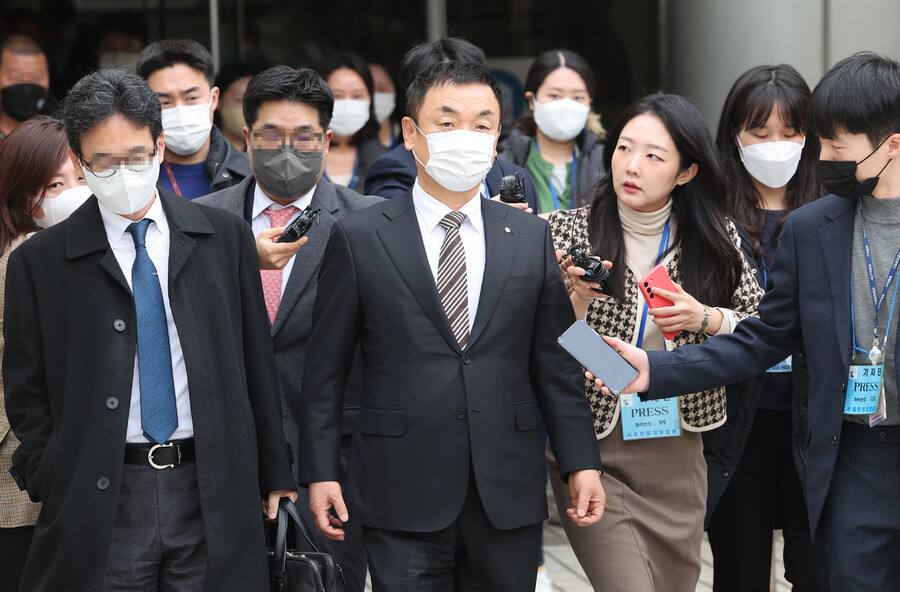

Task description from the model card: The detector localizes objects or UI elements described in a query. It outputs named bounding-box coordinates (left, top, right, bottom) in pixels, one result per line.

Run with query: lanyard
left=324, top=151, right=359, bottom=191
left=162, top=161, right=182, bottom=197
left=855, top=197, right=900, bottom=352
left=636, top=219, right=671, bottom=349
left=533, top=139, right=577, bottom=210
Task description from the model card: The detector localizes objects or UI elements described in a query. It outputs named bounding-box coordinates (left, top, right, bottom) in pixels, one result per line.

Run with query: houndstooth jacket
left=549, top=207, right=764, bottom=439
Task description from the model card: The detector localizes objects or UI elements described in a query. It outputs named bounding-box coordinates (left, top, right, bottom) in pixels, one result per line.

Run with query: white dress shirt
left=250, top=182, right=316, bottom=295
left=97, top=194, right=193, bottom=443
left=411, top=179, right=486, bottom=333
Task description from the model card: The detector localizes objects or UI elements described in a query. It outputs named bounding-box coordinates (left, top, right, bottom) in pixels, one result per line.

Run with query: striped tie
left=438, top=211, right=469, bottom=349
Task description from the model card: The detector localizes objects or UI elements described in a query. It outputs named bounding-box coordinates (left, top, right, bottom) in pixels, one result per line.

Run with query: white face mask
left=80, top=158, right=160, bottom=215
left=373, top=93, right=396, bottom=124
left=532, top=98, right=591, bottom=142
left=98, top=52, right=139, bottom=73
left=412, top=122, right=497, bottom=193
left=161, top=103, right=212, bottom=156
left=33, top=184, right=92, bottom=228
left=737, top=137, right=805, bottom=189
left=330, top=99, right=371, bottom=137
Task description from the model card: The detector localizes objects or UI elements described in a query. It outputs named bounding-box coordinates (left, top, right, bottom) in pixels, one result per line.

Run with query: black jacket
left=497, top=128, right=605, bottom=210
left=206, top=124, right=252, bottom=193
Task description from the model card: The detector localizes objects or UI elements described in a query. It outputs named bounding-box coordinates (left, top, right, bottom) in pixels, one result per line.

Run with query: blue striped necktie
left=126, top=219, right=178, bottom=444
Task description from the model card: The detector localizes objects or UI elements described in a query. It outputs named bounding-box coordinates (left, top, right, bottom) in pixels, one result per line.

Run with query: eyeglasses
left=81, top=147, right=159, bottom=178
left=249, top=128, right=325, bottom=152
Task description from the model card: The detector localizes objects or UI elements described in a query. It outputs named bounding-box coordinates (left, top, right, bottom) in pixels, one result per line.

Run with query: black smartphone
left=557, top=319, right=639, bottom=395
left=276, top=207, right=321, bottom=243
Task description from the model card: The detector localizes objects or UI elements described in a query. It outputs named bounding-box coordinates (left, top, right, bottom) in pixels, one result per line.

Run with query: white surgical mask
left=80, top=158, right=160, bottom=215
left=33, top=184, right=92, bottom=228
left=737, top=137, right=805, bottom=189
left=161, top=103, right=213, bottom=156
left=412, top=122, right=497, bottom=192
left=330, top=99, right=371, bottom=137
left=98, top=52, right=139, bottom=73
left=532, top=98, right=591, bottom=142
left=373, top=92, right=396, bottom=124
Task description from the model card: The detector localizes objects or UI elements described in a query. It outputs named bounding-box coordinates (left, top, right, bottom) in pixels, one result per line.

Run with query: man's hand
left=489, top=195, right=533, bottom=214
left=566, top=469, right=606, bottom=526
left=256, top=226, right=308, bottom=270
left=309, top=481, right=349, bottom=541
left=585, top=335, right=650, bottom=395
left=263, top=489, right=299, bottom=521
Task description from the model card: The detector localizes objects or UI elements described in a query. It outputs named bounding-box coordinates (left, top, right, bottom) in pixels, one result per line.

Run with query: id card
left=767, top=356, right=792, bottom=373
left=844, top=350, right=884, bottom=415
left=620, top=393, right=681, bottom=440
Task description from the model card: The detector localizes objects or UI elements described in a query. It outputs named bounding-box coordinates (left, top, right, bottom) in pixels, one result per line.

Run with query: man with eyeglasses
left=195, top=65, right=381, bottom=592
left=3, top=68, right=297, bottom=591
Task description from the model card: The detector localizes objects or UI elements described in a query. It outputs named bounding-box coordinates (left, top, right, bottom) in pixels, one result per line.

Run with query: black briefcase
left=268, top=498, right=346, bottom=592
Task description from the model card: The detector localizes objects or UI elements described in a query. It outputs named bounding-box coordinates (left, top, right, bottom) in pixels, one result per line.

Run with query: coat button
left=97, top=477, right=110, bottom=490
left=457, top=409, right=467, bottom=420
left=832, top=435, right=838, bottom=446
left=879, top=431, right=886, bottom=440
left=113, top=319, right=126, bottom=332
left=462, top=355, right=471, bottom=365
left=106, top=397, right=119, bottom=410
left=722, top=471, right=729, bottom=477
left=222, top=172, right=230, bottom=178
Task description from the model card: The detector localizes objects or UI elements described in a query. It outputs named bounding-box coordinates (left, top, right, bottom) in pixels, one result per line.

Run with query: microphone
left=499, top=171, right=527, bottom=204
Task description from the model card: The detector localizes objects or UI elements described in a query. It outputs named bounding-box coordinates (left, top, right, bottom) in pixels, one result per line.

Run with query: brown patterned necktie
left=438, top=211, right=469, bottom=349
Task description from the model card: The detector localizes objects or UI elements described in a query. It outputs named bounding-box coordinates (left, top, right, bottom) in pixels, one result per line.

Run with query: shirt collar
left=411, top=178, right=484, bottom=235
left=252, top=181, right=317, bottom=220
left=98, top=191, right=168, bottom=245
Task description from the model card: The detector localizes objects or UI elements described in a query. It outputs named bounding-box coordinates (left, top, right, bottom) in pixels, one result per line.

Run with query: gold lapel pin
left=504, top=227, right=511, bottom=234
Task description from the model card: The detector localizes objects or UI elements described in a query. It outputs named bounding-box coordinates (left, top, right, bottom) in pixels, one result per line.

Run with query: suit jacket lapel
left=159, top=189, right=214, bottom=284
left=820, top=198, right=855, bottom=364
left=377, top=190, right=461, bottom=352
left=468, top=200, right=518, bottom=347
left=272, top=181, right=338, bottom=334
left=66, top=197, right=131, bottom=293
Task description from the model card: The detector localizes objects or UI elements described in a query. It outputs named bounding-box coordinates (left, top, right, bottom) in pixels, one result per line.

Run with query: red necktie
left=260, top=205, right=299, bottom=323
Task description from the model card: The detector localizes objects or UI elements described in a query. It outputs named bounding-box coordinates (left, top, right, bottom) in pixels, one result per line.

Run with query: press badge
left=767, top=356, right=792, bottom=373
left=620, top=393, right=681, bottom=440
left=844, top=347, right=885, bottom=416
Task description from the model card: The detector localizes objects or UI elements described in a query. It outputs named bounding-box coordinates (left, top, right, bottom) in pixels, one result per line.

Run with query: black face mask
left=819, top=135, right=892, bottom=198
left=0, top=83, right=46, bottom=122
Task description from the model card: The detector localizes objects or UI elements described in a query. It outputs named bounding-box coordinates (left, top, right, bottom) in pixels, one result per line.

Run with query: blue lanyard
left=854, top=197, right=900, bottom=352
left=636, top=219, right=671, bottom=349
left=533, top=139, right=577, bottom=210
left=324, top=151, right=359, bottom=191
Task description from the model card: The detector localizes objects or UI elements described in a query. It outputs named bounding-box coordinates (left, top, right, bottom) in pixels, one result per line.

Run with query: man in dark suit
left=364, top=37, right=540, bottom=212
left=4, top=69, right=296, bottom=591
left=195, top=65, right=381, bottom=592
left=595, top=52, right=900, bottom=592
left=299, top=62, right=605, bottom=591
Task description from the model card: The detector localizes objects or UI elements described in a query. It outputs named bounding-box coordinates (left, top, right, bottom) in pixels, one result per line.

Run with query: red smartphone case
left=638, top=264, right=680, bottom=340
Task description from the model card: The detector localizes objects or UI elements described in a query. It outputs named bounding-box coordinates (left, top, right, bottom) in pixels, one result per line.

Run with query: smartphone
left=638, top=265, right=680, bottom=340
left=557, top=319, right=639, bottom=396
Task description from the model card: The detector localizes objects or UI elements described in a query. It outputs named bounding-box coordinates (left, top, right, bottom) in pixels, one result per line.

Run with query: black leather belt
left=124, top=438, right=195, bottom=469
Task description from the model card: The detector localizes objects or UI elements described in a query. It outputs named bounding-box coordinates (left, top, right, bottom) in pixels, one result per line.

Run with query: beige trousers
left=548, top=420, right=707, bottom=592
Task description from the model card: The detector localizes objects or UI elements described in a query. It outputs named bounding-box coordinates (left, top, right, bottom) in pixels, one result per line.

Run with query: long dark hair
left=586, top=93, right=742, bottom=306
left=716, top=65, right=821, bottom=259
left=513, top=49, right=596, bottom=137
left=318, top=51, right=379, bottom=145
left=0, top=117, right=68, bottom=253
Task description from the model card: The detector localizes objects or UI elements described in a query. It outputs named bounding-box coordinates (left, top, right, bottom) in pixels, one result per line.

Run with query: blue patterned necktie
left=126, top=219, right=178, bottom=444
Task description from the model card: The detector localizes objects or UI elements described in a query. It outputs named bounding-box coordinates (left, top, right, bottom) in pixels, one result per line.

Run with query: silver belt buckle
left=148, top=442, right=179, bottom=470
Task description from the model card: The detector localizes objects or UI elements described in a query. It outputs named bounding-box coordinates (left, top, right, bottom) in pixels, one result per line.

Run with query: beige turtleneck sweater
left=617, top=198, right=738, bottom=352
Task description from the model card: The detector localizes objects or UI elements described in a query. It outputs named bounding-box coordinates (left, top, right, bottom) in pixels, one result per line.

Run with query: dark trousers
left=103, top=461, right=207, bottom=592
left=0, top=525, right=34, bottom=592
left=363, top=469, right=542, bottom=592
left=708, top=409, right=830, bottom=591
left=817, top=421, right=900, bottom=592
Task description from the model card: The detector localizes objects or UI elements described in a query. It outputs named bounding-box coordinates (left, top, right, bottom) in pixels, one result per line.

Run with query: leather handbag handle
left=278, top=497, right=324, bottom=554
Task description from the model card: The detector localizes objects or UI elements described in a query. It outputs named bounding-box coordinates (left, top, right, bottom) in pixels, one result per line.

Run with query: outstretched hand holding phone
left=586, top=335, right=651, bottom=396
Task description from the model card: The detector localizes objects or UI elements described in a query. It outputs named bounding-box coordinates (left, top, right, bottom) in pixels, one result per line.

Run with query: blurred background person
left=214, top=61, right=266, bottom=152
left=499, top=49, right=606, bottom=213
left=548, top=93, right=763, bottom=591
left=0, top=35, right=54, bottom=143
left=367, top=59, right=400, bottom=148
left=137, top=38, right=251, bottom=198
left=318, top=51, right=387, bottom=191
left=704, top=63, right=830, bottom=592
left=94, top=12, right=146, bottom=73
left=0, top=116, right=89, bottom=592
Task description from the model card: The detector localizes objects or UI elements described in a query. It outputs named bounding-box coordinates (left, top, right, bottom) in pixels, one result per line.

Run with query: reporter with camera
left=195, top=65, right=381, bottom=592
